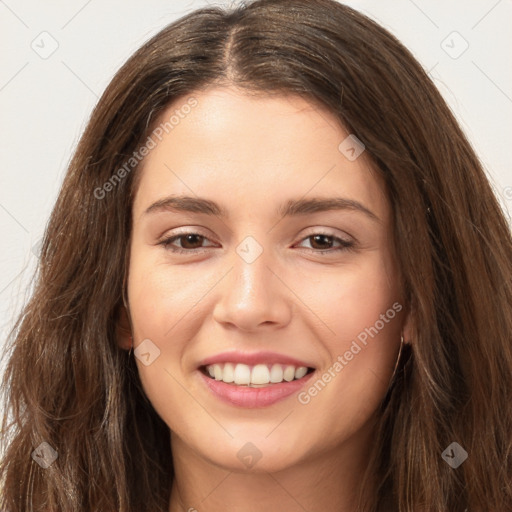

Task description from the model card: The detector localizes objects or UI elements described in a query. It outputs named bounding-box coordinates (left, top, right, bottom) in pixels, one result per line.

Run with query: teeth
left=283, top=365, right=295, bottom=382
left=234, top=363, right=250, bottom=385
left=295, top=366, right=308, bottom=379
left=251, top=364, right=270, bottom=384
left=270, top=363, right=283, bottom=383
left=206, top=362, right=311, bottom=386
left=223, top=362, right=235, bottom=383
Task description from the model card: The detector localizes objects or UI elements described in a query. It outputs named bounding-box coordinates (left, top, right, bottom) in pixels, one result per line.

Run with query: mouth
left=197, top=362, right=317, bottom=408
left=199, top=362, right=315, bottom=387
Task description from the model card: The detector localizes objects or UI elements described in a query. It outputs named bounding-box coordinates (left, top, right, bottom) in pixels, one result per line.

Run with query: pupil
left=183, top=234, right=203, bottom=249
left=311, top=234, right=332, bottom=249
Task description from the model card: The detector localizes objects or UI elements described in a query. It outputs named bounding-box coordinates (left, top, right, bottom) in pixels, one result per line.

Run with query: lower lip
left=198, top=369, right=315, bottom=408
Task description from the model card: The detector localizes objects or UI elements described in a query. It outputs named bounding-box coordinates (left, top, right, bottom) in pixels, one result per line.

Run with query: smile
left=201, top=362, right=314, bottom=386
left=197, top=364, right=316, bottom=408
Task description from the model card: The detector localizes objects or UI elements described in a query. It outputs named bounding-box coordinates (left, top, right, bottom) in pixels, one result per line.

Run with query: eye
left=158, top=230, right=354, bottom=256
left=158, top=232, right=216, bottom=254
left=295, top=232, right=355, bottom=254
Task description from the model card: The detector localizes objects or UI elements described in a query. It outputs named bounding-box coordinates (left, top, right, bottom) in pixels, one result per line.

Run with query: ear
left=115, top=304, right=132, bottom=351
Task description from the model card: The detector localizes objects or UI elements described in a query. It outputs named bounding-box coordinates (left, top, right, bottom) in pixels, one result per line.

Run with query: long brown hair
left=1, top=1, right=511, bottom=510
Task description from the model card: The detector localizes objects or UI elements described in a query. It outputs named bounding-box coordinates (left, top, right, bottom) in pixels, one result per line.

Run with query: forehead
left=132, top=86, right=389, bottom=224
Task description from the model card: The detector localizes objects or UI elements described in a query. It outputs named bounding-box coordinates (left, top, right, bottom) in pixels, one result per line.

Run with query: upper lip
left=198, top=351, right=316, bottom=369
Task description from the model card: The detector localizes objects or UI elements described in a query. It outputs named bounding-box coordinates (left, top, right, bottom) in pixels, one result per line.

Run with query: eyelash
left=158, top=231, right=355, bottom=256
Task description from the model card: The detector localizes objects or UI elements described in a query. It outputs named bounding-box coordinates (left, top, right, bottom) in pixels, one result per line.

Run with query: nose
left=212, top=243, right=292, bottom=332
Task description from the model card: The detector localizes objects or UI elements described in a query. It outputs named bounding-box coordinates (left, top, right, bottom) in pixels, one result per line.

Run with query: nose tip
left=212, top=249, right=292, bottom=331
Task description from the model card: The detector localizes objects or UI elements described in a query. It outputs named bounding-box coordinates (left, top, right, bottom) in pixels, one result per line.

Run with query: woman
left=1, top=0, right=511, bottom=510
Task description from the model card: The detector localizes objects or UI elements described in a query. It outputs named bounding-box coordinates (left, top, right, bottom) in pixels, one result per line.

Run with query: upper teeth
left=206, top=363, right=309, bottom=386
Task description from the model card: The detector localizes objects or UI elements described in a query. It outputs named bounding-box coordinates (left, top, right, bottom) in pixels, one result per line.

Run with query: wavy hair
left=1, top=0, right=511, bottom=510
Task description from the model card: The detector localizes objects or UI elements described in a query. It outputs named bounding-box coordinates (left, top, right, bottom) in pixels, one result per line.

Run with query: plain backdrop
left=1, top=0, right=511, bottom=391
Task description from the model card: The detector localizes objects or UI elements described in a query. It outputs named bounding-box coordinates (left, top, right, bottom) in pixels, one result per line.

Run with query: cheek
left=302, top=254, right=402, bottom=397
left=126, top=262, right=203, bottom=430
left=128, top=250, right=207, bottom=340
left=306, top=254, right=400, bottom=340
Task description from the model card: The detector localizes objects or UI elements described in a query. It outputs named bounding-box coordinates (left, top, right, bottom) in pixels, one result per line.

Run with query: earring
left=128, top=335, right=133, bottom=357
left=388, top=332, right=404, bottom=385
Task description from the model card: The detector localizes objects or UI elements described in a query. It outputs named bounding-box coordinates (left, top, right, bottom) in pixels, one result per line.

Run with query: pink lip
left=198, top=369, right=316, bottom=408
left=197, top=350, right=315, bottom=369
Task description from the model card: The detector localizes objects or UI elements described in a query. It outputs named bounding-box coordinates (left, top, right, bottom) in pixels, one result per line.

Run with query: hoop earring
left=388, top=332, right=404, bottom=385
left=122, top=280, right=134, bottom=359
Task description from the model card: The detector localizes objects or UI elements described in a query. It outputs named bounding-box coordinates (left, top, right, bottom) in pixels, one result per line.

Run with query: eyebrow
left=144, top=195, right=380, bottom=223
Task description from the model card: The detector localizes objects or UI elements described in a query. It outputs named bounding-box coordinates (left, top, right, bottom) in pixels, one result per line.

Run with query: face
left=122, top=85, right=410, bottom=473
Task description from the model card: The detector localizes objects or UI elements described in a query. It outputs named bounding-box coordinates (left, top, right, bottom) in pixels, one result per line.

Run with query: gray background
left=1, top=0, right=511, bottom=387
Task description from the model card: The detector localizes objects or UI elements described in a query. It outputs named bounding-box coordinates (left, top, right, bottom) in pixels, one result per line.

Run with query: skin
left=117, top=85, right=413, bottom=512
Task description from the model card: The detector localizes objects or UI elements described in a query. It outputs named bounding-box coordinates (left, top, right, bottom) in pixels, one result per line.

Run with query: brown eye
left=178, top=234, right=206, bottom=249
left=308, top=234, right=335, bottom=250
left=296, top=232, right=354, bottom=254
left=159, top=232, right=216, bottom=254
